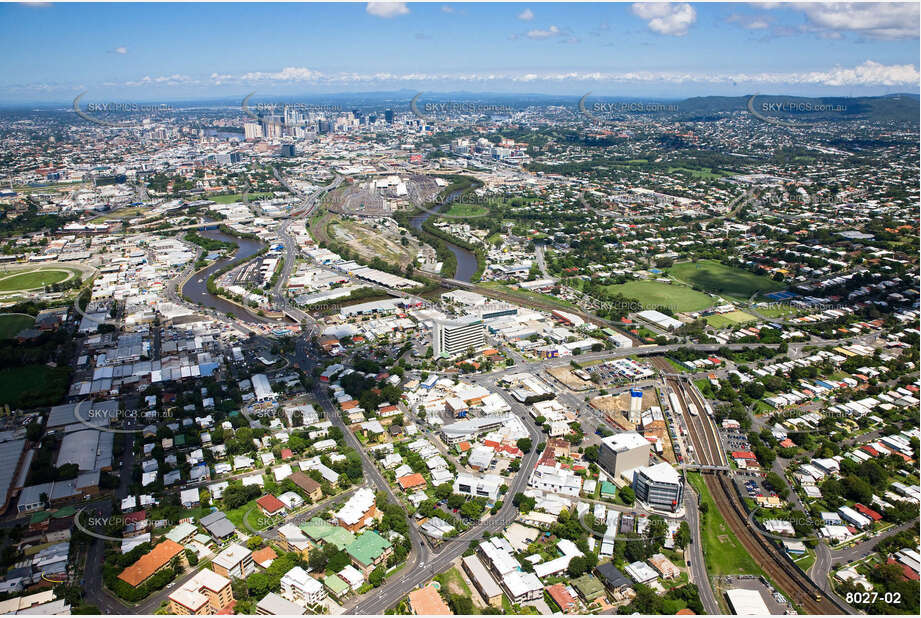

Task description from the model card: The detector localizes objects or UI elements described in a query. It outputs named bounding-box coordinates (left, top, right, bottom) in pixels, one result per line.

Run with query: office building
left=598, top=432, right=651, bottom=479
left=633, top=463, right=683, bottom=512
left=244, top=122, right=263, bottom=140
left=433, top=316, right=485, bottom=359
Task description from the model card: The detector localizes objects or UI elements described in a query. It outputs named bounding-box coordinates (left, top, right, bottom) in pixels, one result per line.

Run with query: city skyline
left=1, top=2, right=919, bottom=103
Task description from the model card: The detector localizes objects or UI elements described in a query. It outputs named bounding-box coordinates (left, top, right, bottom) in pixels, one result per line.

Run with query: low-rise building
left=168, top=569, right=234, bottom=615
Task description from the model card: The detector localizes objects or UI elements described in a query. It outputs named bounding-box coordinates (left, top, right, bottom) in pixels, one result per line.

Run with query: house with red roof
left=546, top=583, right=577, bottom=612
left=854, top=503, right=883, bottom=522
left=255, top=494, right=286, bottom=517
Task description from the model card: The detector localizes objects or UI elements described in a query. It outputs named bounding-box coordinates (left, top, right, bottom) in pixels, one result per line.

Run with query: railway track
left=671, top=377, right=848, bottom=615
left=706, top=473, right=845, bottom=614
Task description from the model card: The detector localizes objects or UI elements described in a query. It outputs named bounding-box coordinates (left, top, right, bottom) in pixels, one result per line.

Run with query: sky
left=1, top=1, right=919, bottom=103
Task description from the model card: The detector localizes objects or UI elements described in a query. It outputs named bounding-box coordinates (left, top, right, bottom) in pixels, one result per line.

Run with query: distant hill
left=676, top=93, right=919, bottom=123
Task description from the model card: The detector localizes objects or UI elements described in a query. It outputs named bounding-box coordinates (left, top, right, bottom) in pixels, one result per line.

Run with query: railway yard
left=669, top=378, right=850, bottom=614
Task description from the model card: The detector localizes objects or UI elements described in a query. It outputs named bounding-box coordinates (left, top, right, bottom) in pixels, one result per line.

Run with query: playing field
left=603, top=280, right=713, bottom=312
left=669, top=260, right=785, bottom=300
left=0, top=314, right=34, bottom=339
left=705, top=310, right=757, bottom=328
left=0, top=269, right=71, bottom=292
left=443, top=203, right=488, bottom=217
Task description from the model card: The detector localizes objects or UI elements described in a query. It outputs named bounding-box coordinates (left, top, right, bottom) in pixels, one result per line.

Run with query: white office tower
left=243, top=122, right=263, bottom=140
left=434, top=316, right=485, bottom=359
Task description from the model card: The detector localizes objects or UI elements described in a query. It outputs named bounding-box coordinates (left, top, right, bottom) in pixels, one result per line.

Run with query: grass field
left=603, top=280, right=713, bottom=312
left=0, top=364, right=71, bottom=408
left=0, top=313, right=33, bottom=337
left=0, top=314, right=34, bottom=339
left=669, top=260, right=785, bottom=300
left=211, top=192, right=274, bottom=204
left=667, top=167, right=731, bottom=180
left=705, top=310, right=757, bottom=328
left=0, top=269, right=72, bottom=292
left=444, top=203, right=488, bottom=217
left=90, top=206, right=151, bottom=222
left=687, top=473, right=764, bottom=577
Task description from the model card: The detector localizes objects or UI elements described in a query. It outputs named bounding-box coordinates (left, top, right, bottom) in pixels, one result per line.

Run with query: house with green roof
left=300, top=517, right=335, bottom=542
left=346, top=531, right=392, bottom=576
left=573, top=573, right=605, bottom=602
left=300, top=517, right=356, bottom=550
left=600, top=481, right=617, bottom=499
left=323, top=573, right=350, bottom=599
left=165, top=521, right=198, bottom=544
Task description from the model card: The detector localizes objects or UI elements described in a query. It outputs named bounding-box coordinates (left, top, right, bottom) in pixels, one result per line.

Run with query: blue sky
left=1, top=2, right=918, bottom=102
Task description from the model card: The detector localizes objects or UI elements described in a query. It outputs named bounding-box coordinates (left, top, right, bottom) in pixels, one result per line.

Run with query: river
left=409, top=191, right=478, bottom=282
left=181, top=229, right=266, bottom=323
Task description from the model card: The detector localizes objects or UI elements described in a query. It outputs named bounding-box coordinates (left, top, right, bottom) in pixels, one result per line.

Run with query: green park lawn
left=0, top=314, right=34, bottom=339
left=603, top=280, right=714, bottom=312
left=444, top=203, right=488, bottom=217
left=705, top=310, right=757, bottom=328
left=669, top=260, right=785, bottom=300
left=0, top=364, right=71, bottom=408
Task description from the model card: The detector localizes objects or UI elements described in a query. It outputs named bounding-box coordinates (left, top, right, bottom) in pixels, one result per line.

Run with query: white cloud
left=792, top=2, right=919, bottom=39
left=213, top=60, right=919, bottom=87
left=526, top=25, right=561, bottom=40
left=631, top=2, right=697, bottom=36
left=727, top=14, right=770, bottom=30
left=518, top=8, right=534, bottom=21
left=112, top=46, right=128, bottom=54
left=441, top=5, right=454, bottom=13
left=240, top=67, right=326, bottom=81
left=17, top=60, right=915, bottom=93
left=366, top=2, right=409, bottom=19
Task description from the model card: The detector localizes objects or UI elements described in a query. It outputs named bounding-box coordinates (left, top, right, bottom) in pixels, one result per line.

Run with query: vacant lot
left=706, top=310, right=757, bottom=328
left=604, top=280, right=713, bottom=312
left=331, top=217, right=419, bottom=266
left=0, top=269, right=72, bottom=292
left=0, top=314, right=34, bottom=339
left=90, top=206, right=151, bottom=222
left=669, top=260, right=785, bottom=300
